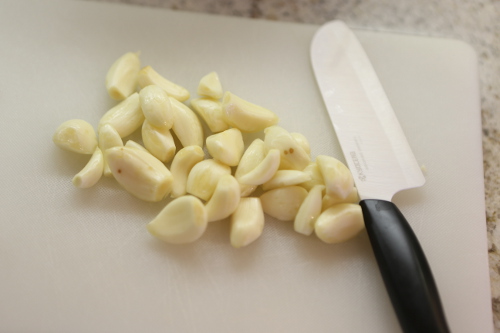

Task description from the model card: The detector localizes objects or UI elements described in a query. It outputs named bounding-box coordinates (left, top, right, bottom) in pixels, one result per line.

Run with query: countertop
left=83, top=0, right=500, bottom=329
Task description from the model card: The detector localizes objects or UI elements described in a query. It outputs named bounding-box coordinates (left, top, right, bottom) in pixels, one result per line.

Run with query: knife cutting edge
left=310, top=21, right=450, bottom=333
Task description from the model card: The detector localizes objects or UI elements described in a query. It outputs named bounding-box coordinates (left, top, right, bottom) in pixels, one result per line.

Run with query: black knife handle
left=360, top=199, right=450, bottom=333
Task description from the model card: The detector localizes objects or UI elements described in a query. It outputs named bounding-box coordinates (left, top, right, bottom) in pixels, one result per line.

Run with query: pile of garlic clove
left=53, top=52, right=365, bottom=248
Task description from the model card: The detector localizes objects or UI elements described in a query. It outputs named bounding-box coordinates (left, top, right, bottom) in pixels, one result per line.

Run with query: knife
left=310, top=21, right=450, bottom=333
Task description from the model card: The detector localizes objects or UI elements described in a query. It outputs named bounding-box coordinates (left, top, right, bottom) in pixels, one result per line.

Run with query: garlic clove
left=105, top=146, right=173, bottom=202
left=234, top=138, right=267, bottom=196
left=222, top=92, right=279, bottom=133
left=138, top=66, right=190, bottom=102
left=105, top=52, right=141, bottom=100
left=98, top=92, right=144, bottom=138
left=139, top=84, right=174, bottom=129
left=142, top=120, right=176, bottom=163
left=98, top=123, right=123, bottom=177
left=124, top=139, right=148, bottom=152
left=260, top=186, right=308, bottom=221
left=264, top=126, right=310, bottom=171
left=239, top=186, right=257, bottom=198
left=197, top=71, right=223, bottom=99
left=206, top=128, right=244, bottom=167
left=190, top=98, right=229, bottom=133
left=53, top=119, right=98, bottom=154
left=99, top=124, right=123, bottom=148
left=206, top=174, right=241, bottom=222
left=230, top=197, right=265, bottom=248
left=170, top=145, right=205, bottom=198
left=322, top=187, right=360, bottom=211
left=186, top=159, right=231, bottom=201
left=147, top=195, right=208, bottom=244
left=170, top=97, right=204, bottom=148
left=72, top=147, right=104, bottom=188
left=294, top=184, right=325, bottom=236
left=234, top=139, right=267, bottom=177
left=238, top=148, right=280, bottom=186
left=314, top=203, right=365, bottom=244
left=316, top=155, right=354, bottom=200
left=300, top=162, right=325, bottom=191
left=290, top=132, right=311, bottom=156
left=261, top=170, right=311, bottom=191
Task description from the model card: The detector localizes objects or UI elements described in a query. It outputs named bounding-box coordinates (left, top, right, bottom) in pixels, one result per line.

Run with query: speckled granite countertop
left=85, top=0, right=500, bottom=329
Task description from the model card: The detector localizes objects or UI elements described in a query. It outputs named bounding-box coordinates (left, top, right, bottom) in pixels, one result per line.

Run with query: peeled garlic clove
left=300, top=162, right=324, bottom=191
left=139, top=84, right=174, bottom=129
left=262, top=170, right=311, bottom=191
left=142, top=120, right=176, bottom=163
left=53, top=119, right=97, bottom=154
left=264, top=126, right=310, bottom=171
left=240, top=186, right=257, bottom=198
left=206, top=175, right=241, bottom=222
left=138, top=66, right=190, bottom=102
left=316, top=155, right=354, bottom=200
left=260, top=186, right=308, bottom=221
left=230, top=197, right=265, bottom=248
left=98, top=92, right=144, bottom=138
left=99, top=124, right=123, bottom=149
left=238, top=148, right=280, bottom=186
left=105, top=146, right=173, bottom=202
left=315, top=203, right=364, bottom=244
left=234, top=138, right=267, bottom=196
left=322, top=187, right=360, bottom=211
left=170, top=97, right=204, bottom=148
left=124, top=139, right=148, bottom=152
left=186, top=159, right=231, bottom=201
left=170, top=145, right=205, bottom=198
left=197, top=71, right=223, bottom=99
left=290, top=132, right=311, bottom=156
left=105, top=52, right=140, bottom=100
left=98, top=124, right=123, bottom=177
left=222, top=92, right=279, bottom=133
left=147, top=195, right=208, bottom=244
left=294, top=185, right=325, bottom=236
left=206, top=128, right=244, bottom=167
left=234, top=139, right=267, bottom=177
left=240, top=186, right=256, bottom=198
left=190, top=98, right=229, bottom=133
left=72, top=147, right=104, bottom=188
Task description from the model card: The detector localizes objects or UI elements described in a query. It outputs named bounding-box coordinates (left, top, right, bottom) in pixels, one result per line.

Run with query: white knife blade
left=310, top=21, right=425, bottom=201
left=310, top=21, right=450, bottom=333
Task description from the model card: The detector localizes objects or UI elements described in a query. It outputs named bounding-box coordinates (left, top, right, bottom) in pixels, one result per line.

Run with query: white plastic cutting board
left=0, top=0, right=492, bottom=332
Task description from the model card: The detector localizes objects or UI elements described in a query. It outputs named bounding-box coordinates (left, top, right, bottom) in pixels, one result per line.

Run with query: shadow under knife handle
left=360, top=199, right=450, bottom=333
